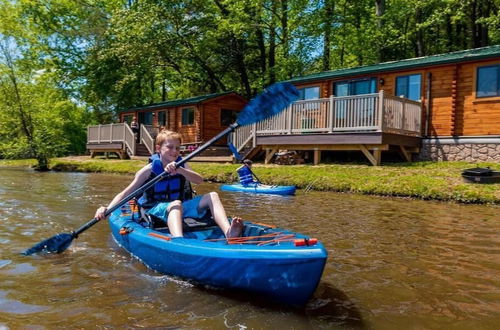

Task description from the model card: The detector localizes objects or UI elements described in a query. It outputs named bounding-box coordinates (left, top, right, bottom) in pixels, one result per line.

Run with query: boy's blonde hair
left=156, top=130, right=182, bottom=146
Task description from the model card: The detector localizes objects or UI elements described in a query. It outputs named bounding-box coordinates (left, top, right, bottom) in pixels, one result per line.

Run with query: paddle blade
left=23, top=233, right=74, bottom=255
left=236, top=82, right=299, bottom=126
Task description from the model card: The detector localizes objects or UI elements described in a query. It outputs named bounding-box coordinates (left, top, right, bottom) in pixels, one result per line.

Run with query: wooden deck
left=87, top=92, right=423, bottom=165
left=231, top=91, right=423, bottom=165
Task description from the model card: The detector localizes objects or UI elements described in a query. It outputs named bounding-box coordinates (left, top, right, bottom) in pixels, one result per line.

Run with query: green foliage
left=1, top=0, right=499, bottom=161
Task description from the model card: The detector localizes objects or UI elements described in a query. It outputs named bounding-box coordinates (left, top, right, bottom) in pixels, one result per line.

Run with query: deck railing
left=231, top=90, right=422, bottom=151
left=140, top=124, right=155, bottom=155
left=87, top=123, right=135, bottom=156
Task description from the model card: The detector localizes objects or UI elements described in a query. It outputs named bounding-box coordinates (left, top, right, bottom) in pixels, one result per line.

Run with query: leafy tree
left=0, top=1, right=88, bottom=168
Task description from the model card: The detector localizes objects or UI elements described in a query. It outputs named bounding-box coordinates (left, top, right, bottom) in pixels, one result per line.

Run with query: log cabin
left=87, top=45, right=500, bottom=164
left=87, top=92, right=247, bottom=158
left=230, top=45, right=500, bottom=164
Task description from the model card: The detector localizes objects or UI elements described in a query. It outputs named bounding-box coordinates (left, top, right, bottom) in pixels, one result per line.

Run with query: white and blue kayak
left=220, top=183, right=296, bottom=195
left=109, top=202, right=327, bottom=306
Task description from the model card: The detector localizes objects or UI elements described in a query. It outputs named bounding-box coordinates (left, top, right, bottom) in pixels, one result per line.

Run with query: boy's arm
left=177, top=163, right=203, bottom=184
left=95, top=164, right=151, bottom=219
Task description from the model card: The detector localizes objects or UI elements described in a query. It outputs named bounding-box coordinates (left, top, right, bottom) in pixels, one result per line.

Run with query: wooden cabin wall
left=294, top=62, right=500, bottom=137
left=458, top=59, right=500, bottom=136
left=201, top=95, right=247, bottom=145
left=173, top=105, right=199, bottom=144
left=377, top=60, right=500, bottom=137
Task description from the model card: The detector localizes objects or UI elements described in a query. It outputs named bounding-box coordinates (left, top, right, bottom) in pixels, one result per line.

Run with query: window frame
left=157, top=111, right=167, bottom=127
left=297, top=86, right=320, bottom=100
left=395, top=73, right=422, bottom=101
left=181, top=107, right=195, bottom=126
left=220, top=108, right=238, bottom=127
left=476, top=64, right=500, bottom=98
left=333, top=77, right=377, bottom=97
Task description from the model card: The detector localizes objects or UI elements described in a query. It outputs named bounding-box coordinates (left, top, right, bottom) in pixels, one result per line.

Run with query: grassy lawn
left=1, top=156, right=499, bottom=204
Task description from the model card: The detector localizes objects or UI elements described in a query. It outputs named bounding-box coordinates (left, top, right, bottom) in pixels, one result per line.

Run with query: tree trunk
left=268, top=0, right=277, bottom=85
left=322, top=0, right=334, bottom=71
left=469, top=0, right=478, bottom=48
left=213, top=0, right=251, bottom=96
left=339, top=1, right=348, bottom=66
left=375, top=0, right=385, bottom=61
left=281, top=0, right=289, bottom=59
left=162, top=66, right=167, bottom=101
left=232, top=37, right=252, bottom=98
left=415, top=7, right=424, bottom=56
left=255, top=5, right=267, bottom=75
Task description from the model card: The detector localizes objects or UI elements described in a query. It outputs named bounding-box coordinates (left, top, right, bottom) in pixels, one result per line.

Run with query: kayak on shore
left=220, top=182, right=297, bottom=195
left=109, top=201, right=327, bottom=306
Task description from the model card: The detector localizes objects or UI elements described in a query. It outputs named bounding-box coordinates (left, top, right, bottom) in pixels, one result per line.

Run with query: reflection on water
left=0, top=168, right=499, bottom=329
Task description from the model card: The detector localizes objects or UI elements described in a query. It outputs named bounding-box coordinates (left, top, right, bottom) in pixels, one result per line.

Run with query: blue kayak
left=109, top=203, right=327, bottom=306
left=220, top=183, right=296, bottom=195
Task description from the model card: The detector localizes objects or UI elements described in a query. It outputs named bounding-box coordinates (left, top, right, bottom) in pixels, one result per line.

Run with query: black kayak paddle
left=23, top=82, right=299, bottom=255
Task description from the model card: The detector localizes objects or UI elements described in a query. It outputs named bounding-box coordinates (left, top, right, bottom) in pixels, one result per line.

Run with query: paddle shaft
left=72, top=123, right=240, bottom=238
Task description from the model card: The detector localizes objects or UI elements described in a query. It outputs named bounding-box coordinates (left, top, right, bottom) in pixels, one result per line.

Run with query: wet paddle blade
left=23, top=233, right=74, bottom=255
left=236, top=82, right=299, bottom=126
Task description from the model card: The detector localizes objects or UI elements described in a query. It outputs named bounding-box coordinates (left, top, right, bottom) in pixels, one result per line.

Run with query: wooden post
left=97, top=125, right=101, bottom=143
left=401, top=99, right=406, bottom=134
left=399, top=145, right=412, bottom=162
left=313, top=149, right=321, bottom=165
left=265, top=147, right=278, bottom=164
left=328, top=95, right=334, bottom=133
left=378, top=90, right=384, bottom=132
left=373, top=149, right=381, bottom=166
left=287, top=105, right=293, bottom=134
left=360, top=145, right=381, bottom=166
left=252, top=123, right=257, bottom=147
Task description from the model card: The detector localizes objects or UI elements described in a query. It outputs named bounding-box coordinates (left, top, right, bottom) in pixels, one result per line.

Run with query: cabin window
left=333, top=78, right=377, bottom=119
left=298, top=86, right=320, bottom=100
left=139, top=112, right=153, bottom=125
left=477, top=65, right=500, bottom=98
left=157, top=111, right=167, bottom=127
left=333, top=78, right=377, bottom=96
left=220, top=109, right=238, bottom=126
left=395, top=74, right=421, bottom=101
left=182, top=108, right=195, bottom=125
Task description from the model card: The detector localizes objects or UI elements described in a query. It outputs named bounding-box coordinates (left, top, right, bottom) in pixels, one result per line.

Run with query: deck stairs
left=135, top=143, right=151, bottom=157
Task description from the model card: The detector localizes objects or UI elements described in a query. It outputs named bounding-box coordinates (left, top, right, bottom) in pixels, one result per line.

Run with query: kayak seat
left=137, top=208, right=217, bottom=232
left=242, top=224, right=269, bottom=240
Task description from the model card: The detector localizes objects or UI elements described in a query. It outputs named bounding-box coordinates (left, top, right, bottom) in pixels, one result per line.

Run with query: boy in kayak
left=95, top=130, right=243, bottom=238
left=236, top=159, right=258, bottom=185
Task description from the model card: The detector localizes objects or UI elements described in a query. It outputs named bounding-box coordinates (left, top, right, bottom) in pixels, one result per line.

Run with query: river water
left=0, top=167, right=499, bottom=329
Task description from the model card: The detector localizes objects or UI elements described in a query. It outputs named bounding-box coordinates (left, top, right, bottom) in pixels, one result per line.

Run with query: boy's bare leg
left=167, top=201, right=183, bottom=237
left=199, top=192, right=243, bottom=238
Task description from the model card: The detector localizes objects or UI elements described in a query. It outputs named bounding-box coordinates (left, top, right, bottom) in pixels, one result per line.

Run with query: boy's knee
left=208, top=191, right=219, bottom=200
left=167, top=200, right=182, bottom=212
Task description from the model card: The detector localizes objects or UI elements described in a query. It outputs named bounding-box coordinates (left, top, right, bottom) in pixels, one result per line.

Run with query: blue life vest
left=237, top=166, right=254, bottom=185
left=139, top=154, right=188, bottom=208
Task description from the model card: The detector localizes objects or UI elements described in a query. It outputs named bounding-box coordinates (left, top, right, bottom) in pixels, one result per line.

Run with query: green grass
left=1, top=157, right=499, bottom=204
left=0, top=159, right=37, bottom=167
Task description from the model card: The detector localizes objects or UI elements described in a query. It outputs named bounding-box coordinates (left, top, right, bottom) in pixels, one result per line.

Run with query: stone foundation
left=418, top=137, right=500, bottom=162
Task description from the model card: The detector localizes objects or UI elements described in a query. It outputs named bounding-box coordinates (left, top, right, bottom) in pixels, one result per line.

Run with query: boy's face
left=157, top=138, right=181, bottom=162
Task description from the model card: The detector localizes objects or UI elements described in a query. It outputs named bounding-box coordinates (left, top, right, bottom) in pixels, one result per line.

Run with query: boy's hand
left=165, top=161, right=177, bottom=175
left=95, top=206, right=108, bottom=220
